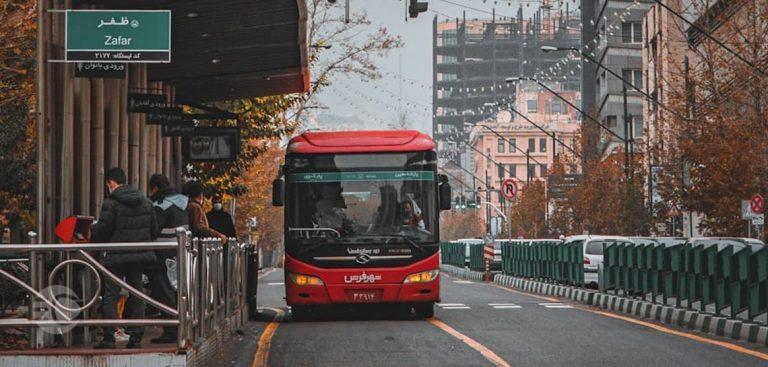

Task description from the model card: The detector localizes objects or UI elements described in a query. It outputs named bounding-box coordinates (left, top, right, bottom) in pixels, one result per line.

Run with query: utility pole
left=526, top=152, right=531, bottom=185
left=552, top=132, right=557, bottom=162
left=623, top=85, right=630, bottom=181
left=485, top=170, right=492, bottom=234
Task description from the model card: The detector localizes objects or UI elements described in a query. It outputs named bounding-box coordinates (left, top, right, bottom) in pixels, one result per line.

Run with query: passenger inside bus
left=312, top=184, right=355, bottom=235
left=400, top=199, right=425, bottom=230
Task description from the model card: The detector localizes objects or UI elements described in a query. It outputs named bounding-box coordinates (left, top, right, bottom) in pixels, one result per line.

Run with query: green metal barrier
left=469, top=244, right=484, bottom=271
left=440, top=242, right=466, bottom=268
left=500, top=239, right=588, bottom=285
left=603, top=238, right=768, bottom=323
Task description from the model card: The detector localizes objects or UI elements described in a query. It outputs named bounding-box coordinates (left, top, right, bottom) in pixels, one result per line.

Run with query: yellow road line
left=428, top=318, right=511, bottom=367
left=585, top=309, right=768, bottom=361
left=489, top=283, right=560, bottom=303
left=251, top=307, right=285, bottom=367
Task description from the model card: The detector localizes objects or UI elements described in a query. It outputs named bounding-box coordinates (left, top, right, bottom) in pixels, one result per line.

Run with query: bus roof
left=287, top=130, right=435, bottom=154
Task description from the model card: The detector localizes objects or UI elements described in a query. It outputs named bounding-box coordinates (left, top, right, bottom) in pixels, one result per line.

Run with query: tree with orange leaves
left=234, top=142, right=284, bottom=251
left=0, top=0, right=37, bottom=230
left=654, top=0, right=768, bottom=237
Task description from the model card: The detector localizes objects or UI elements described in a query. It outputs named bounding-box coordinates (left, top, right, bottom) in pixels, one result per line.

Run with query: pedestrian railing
left=602, top=238, right=768, bottom=322
left=0, top=228, right=258, bottom=351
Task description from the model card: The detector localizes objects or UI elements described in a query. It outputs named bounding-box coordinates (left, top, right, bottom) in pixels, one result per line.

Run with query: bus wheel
left=414, top=303, right=434, bottom=319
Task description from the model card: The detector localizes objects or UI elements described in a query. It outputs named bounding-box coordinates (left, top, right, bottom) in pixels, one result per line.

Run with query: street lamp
left=481, top=201, right=511, bottom=241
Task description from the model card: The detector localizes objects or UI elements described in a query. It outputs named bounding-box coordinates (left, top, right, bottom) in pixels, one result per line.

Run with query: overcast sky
left=312, top=0, right=563, bottom=133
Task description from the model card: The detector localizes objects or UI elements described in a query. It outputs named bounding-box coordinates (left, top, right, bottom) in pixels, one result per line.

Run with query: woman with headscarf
left=400, top=198, right=425, bottom=230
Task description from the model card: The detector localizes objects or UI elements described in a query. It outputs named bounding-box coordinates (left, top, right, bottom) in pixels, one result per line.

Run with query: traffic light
left=408, top=0, right=428, bottom=18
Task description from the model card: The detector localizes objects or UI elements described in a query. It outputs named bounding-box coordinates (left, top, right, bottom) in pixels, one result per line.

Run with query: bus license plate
left=345, top=289, right=382, bottom=303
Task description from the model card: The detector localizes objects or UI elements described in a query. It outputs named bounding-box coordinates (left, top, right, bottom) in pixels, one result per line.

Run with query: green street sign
left=65, top=10, right=171, bottom=63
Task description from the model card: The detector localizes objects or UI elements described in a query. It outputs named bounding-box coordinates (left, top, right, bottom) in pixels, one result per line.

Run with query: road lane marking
left=267, top=282, right=284, bottom=286
left=489, top=303, right=521, bottom=309
left=251, top=307, right=285, bottom=367
left=442, top=306, right=471, bottom=310
left=540, top=303, right=573, bottom=309
left=428, top=318, right=511, bottom=367
left=437, top=303, right=466, bottom=306
left=585, top=309, right=768, bottom=361
left=453, top=280, right=474, bottom=284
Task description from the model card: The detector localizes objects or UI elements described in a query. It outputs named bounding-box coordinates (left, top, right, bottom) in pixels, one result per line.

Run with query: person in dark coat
left=206, top=197, right=236, bottom=239
left=183, top=182, right=227, bottom=243
left=91, top=167, right=159, bottom=349
left=147, top=173, right=188, bottom=344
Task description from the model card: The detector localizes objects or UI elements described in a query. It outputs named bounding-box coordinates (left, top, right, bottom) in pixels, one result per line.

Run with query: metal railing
left=0, top=227, right=258, bottom=351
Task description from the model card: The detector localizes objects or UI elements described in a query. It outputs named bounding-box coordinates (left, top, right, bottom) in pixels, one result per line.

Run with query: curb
left=440, top=264, right=485, bottom=281
left=440, top=265, right=768, bottom=347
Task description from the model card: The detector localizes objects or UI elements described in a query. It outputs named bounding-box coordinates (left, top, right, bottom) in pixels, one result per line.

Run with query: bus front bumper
left=284, top=254, right=440, bottom=306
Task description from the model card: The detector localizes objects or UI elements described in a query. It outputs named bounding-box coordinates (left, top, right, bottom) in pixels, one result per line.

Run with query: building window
left=509, top=138, right=517, bottom=152
left=634, top=116, right=644, bottom=138
left=498, top=163, right=505, bottom=178
left=509, top=164, right=517, bottom=177
left=527, top=99, right=538, bottom=113
left=540, top=138, right=547, bottom=152
left=621, top=22, right=642, bottom=44
left=497, top=138, right=505, bottom=153
left=540, top=164, right=548, bottom=177
left=552, top=99, right=562, bottom=114
left=622, top=69, right=643, bottom=90
left=606, top=116, right=617, bottom=128
left=528, top=138, right=536, bottom=153
left=486, top=148, right=491, bottom=168
left=528, top=164, right=536, bottom=178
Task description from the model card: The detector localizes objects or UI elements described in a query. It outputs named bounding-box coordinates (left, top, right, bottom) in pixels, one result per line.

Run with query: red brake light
left=583, top=257, right=591, bottom=264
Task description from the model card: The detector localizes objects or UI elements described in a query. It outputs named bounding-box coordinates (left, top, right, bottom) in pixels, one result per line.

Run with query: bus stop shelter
left=36, top=0, right=309, bottom=241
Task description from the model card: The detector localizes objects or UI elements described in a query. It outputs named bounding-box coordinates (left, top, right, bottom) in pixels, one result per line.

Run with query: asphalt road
left=212, top=269, right=768, bottom=367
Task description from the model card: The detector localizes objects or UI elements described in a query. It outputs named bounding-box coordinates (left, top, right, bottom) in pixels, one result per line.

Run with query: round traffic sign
left=751, top=194, right=764, bottom=214
left=501, top=178, right=518, bottom=200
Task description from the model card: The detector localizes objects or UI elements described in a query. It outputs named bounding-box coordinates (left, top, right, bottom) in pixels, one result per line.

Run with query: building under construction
left=432, top=3, right=581, bottom=164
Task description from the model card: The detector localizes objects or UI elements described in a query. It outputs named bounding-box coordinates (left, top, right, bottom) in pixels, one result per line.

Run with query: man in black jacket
left=147, top=173, right=188, bottom=343
left=91, top=167, right=158, bottom=349
left=207, top=197, right=236, bottom=239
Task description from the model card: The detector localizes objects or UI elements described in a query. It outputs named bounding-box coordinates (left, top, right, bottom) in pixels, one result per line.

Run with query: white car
left=564, top=235, right=634, bottom=287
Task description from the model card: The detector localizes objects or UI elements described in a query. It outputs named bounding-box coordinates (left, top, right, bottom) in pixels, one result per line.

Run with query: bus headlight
left=288, top=272, right=324, bottom=286
left=403, top=270, right=440, bottom=283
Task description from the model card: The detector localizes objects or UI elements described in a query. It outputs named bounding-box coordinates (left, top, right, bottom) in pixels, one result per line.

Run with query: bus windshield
left=284, top=152, right=437, bottom=244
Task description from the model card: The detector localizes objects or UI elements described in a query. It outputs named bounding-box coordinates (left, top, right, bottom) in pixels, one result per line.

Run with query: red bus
left=271, top=130, right=452, bottom=319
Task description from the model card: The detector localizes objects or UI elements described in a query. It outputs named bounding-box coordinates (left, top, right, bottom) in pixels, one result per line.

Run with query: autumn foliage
left=234, top=143, right=284, bottom=251
left=0, top=0, right=36, bottom=227
left=655, top=0, right=768, bottom=237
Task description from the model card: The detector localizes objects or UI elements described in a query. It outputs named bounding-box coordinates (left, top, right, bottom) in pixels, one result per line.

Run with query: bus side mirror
left=438, top=175, right=452, bottom=211
left=272, top=178, right=285, bottom=207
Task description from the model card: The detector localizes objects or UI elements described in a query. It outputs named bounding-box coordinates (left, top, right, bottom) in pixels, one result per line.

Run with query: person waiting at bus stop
left=183, top=181, right=228, bottom=243
left=91, top=167, right=159, bottom=349
left=147, top=173, right=189, bottom=344
left=207, top=196, right=237, bottom=239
